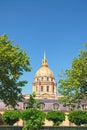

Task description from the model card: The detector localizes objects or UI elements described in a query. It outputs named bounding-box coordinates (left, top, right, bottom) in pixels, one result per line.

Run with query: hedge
left=0, top=126, right=87, bottom=130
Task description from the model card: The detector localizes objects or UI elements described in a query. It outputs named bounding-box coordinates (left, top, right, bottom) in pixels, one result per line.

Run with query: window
left=40, top=103, right=45, bottom=110
left=42, top=77, right=43, bottom=81
left=53, top=103, right=59, bottom=110
left=23, top=103, right=28, bottom=109
left=47, top=86, right=49, bottom=92
left=82, top=104, right=87, bottom=110
left=47, top=77, right=49, bottom=81
left=41, top=86, right=43, bottom=91
left=51, top=78, right=53, bottom=81
left=8, top=105, right=13, bottom=110
left=53, top=86, right=54, bottom=93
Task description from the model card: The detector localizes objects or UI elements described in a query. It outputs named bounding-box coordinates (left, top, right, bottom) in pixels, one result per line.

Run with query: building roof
left=35, top=53, right=54, bottom=78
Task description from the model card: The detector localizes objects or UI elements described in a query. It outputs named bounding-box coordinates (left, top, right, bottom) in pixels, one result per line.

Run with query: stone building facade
left=33, top=53, right=57, bottom=99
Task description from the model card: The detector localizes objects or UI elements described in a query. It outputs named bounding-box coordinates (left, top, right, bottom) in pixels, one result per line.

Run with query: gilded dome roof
left=35, top=66, right=54, bottom=77
left=35, top=53, right=54, bottom=78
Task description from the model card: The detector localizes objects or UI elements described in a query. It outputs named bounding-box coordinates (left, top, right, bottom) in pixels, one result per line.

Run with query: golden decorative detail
left=35, top=53, right=54, bottom=77
left=42, top=52, right=48, bottom=67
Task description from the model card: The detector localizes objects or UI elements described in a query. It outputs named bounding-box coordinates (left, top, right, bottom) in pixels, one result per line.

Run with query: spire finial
left=42, top=52, right=48, bottom=67
left=44, top=51, right=46, bottom=59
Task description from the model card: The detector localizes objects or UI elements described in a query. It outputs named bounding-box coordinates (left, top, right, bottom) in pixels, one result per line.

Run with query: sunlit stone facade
left=33, top=53, right=57, bottom=100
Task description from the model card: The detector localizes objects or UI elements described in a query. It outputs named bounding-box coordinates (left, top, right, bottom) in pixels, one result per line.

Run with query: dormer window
left=23, top=103, right=28, bottom=109
left=82, top=104, right=87, bottom=110
left=53, top=103, right=59, bottom=110
left=40, top=103, right=45, bottom=110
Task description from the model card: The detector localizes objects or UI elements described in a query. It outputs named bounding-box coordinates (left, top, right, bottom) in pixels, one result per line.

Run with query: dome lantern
left=42, top=52, right=48, bottom=67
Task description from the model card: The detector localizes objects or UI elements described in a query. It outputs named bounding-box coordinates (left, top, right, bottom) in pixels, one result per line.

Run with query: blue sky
left=0, top=0, right=87, bottom=94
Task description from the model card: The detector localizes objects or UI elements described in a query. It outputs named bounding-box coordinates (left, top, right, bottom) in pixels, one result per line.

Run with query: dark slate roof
left=0, top=101, right=8, bottom=111
left=0, top=101, right=24, bottom=111
left=0, top=98, right=87, bottom=112
left=38, top=99, right=58, bottom=103
left=37, top=99, right=69, bottom=111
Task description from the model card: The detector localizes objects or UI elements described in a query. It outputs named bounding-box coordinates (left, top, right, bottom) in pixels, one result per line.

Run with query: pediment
left=41, top=93, right=50, bottom=98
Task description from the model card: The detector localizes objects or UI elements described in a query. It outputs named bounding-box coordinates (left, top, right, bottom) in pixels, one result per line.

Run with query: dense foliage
left=68, top=110, right=87, bottom=126
left=0, top=34, right=31, bottom=107
left=58, top=43, right=87, bottom=110
left=46, top=110, right=65, bottom=126
left=2, top=110, right=20, bottom=125
left=28, top=92, right=40, bottom=109
left=21, top=108, right=46, bottom=130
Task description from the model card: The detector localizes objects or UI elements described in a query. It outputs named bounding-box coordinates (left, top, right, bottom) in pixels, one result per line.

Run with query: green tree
left=46, top=110, right=65, bottom=126
left=58, top=43, right=87, bottom=110
left=21, top=108, right=46, bottom=130
left=68, top=110, right=87, bottom=126
left=0, top=34, right=31, bottom=108
left=2, top=110, right=20, bottom=125
left=27, top=92, right=40, bottom=109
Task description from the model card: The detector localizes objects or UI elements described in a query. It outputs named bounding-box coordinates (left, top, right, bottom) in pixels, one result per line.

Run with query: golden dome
left=35, top=53, right=54, bottom=78
left=35, top=66, right=54, bottom=77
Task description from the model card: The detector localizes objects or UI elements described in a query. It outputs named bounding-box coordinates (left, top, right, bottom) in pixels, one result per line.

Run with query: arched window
left=42, top=77, right=43, bottom=81
left=82, top=104, right=87, bottom=110
left=53, top=86, right=54, bottom=93
left=23, top=103, right=28, bottom=109
left=40, top=103, right=45, bottom=110
left=53, top=103, right=59, bottom=110
left=41, top=86, right=43, bottom=91
left=47, top=77, right=49, bottom=81
left=51, top=78, right=53, bottom=81
left=47, top=86, right=49, bottom=92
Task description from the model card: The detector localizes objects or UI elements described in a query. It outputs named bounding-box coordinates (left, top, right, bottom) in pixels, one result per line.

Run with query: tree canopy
left=46, top=110, right=65, bottom=126
left=58, top=43, right=87, bottom=110
left=21, top=108, right=46, bottom=130
left=0, top=34, right=31, bottom=108
left=68, top=110, right=87, bottom=126
left=2, top=110, right=20, bottom=125
left=27, top=92, right=40, bottom=109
